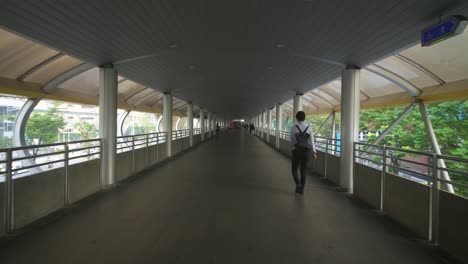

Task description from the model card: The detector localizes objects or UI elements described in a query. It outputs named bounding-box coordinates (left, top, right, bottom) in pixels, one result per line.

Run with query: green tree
left=0, top=137, right=13, bottom=148
left=359, top=101, right=467, bottom=154
left=0, top=115, right=15, bottom=148
left=305, top=113, right=340, bottom=138
left=74, top=120, right=98, bottom=140
left=25, top=106, right=66, bottom=145
left=359, top=101, right=468, bottom=196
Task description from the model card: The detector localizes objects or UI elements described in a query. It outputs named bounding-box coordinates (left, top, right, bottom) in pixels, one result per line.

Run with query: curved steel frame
left=41, top=63, right=95, bottom=93
left=156, top=115, right=163, bottom=132
left=393, top=54, right=446, bottom=85
left=12, top=98, right=43, bottom=173
left=117, top=110, right=131, bottom=136
left=17, top=53, right=64, bottom=81
left=366, top=65, right=422, bottom=96
left=13, top=98, right=41, bottom=147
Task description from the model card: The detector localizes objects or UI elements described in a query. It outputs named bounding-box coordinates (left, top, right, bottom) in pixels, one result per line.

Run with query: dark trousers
left=291, top=149, right=309, bottom=187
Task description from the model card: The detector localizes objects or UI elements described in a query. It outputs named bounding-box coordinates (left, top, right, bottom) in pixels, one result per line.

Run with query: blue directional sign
left=422, top=15, right=467, bottom=47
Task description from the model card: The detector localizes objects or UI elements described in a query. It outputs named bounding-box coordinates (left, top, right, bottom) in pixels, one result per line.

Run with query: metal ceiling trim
left=17, top=53, right=64, bottom=81
left=393, top=53, right=446, bottom=85
left=41, top=63, right=95, bottom=93
left=123, top=87, right=149, bottom=103
left=364, top=66, right=421, bottom=97
left=309, top=91, right=335, bottom=108
left=132, top=91, right=159, bottom=106
left=302, top=94, right=320, bottom=110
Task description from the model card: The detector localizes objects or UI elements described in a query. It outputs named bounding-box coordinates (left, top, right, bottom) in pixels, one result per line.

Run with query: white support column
left=200, top=108, right=205, bottom=141
left=339, top=66, right=360, bottom=193
left=257, top=114, right=261, bottom=136
left=293, top=93, right=303, bottom=123
left=254, top=116, right=257, bottom=134
left=331, top=111, right=336, bottom=138
left=212, top=113, right=216, bottom=134
left=256, top=115, right=260, bottom=135
left=266, top=108, right=272, bottom=142
left=163, top=92, right=173, bottom=157
left=256, top=114, right=260, bottom=136
left=188, top=102, right=194, bottom=147
left=276, top=103, right=282, bottom=149
left=99, top=65, right=118, bottom=188
left=207, top=112, right=212, bottom=138
left=261, top=111, right=265, bottom=138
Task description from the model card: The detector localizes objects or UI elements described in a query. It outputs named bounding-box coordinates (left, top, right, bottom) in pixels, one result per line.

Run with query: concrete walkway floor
left=0, top=130, right=447, bottom=264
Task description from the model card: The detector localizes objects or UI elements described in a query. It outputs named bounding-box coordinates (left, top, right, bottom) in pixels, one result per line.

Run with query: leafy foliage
left=75, top=120, right=98, bottom=140
left=360, top=101, right=467, bottom=196
left=25, top=105, right=66, bottom=145
left=0, top=137, right=13, bottom=148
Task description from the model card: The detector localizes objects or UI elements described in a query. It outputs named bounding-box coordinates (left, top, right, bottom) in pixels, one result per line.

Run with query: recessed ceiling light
left=267, top=66, right=273, bottom=70
left=169, top=42, right=177, bottom=48
left=275, top=44, right=285, bottom=48
left=189, top=65, right=196, bottom=70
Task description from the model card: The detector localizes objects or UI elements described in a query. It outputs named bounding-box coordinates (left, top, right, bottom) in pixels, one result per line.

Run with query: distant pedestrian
left=249, top=123, right=255, bottom=134
left=289, top=111, right=317, bottom=194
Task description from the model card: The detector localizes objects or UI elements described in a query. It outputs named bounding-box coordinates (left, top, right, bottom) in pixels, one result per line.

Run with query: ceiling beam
left=41, top=63, right=95, bottom=93
left=17, top=53, right=65, bottom=81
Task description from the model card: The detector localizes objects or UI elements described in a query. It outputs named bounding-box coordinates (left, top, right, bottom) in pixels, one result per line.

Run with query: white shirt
left=289, top=122, right=317, bottom=153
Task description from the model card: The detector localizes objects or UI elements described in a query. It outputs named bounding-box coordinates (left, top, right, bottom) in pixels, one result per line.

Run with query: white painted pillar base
left=99, top=65, right=118, bottom=188
left=207, top=112, right=212, bottom=138
left=163, top=92, right=173, bottom=157
left=200, top=108, right=205, bottom=141
left=339, top=66, right=360, bottom=193
left=266, top=108, right=272, bottom=142
left=261, top=112, right=265, bottom=138
left=188, top=102, right=194, bottom=147
left=293, top=93, right=303, bottom=123
left=276, top=103, right=282, bottom=148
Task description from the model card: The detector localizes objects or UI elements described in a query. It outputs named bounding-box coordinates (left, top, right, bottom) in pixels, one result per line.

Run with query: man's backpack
left=294, top=125, right=310, bottom=150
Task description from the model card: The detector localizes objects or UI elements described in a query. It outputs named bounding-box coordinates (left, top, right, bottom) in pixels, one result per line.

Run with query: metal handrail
left=171, top=129, right=190, bottom=140
left=353, top=140, right=468, bottom=244
left=279, top=130, right=290, bottom=140
left=0, top=139, right=103, bottom=190
left=1, top=129, right=205, bottom=233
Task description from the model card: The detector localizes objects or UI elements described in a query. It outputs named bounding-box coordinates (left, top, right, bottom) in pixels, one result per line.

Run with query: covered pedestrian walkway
left=0, top=1, right=468, bottom=263
left=0, top=131, right=445, bottom=264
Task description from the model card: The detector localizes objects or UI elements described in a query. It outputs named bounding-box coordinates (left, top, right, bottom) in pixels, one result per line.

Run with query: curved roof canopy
left=0, top=1, right=467, bottom=118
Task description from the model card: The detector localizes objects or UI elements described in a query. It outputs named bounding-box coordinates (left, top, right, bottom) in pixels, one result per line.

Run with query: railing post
left=5, top=148, right=14, bottom=232
left=99, top=139, right=104, bottom=190
left=145, top=134, right=149, bottom=168
left=352, top=142, right=356, bottom=194
left=324, top=138, right=329, bottom=179
left=430, top=153, right=439, bottom=244
left=381, top=145, right=387, bottom=212
left=131, top=135, right=135, bottom=173
left=156, top=133, right=159, bottom=161
left=64, top=143, right=70, bottom=206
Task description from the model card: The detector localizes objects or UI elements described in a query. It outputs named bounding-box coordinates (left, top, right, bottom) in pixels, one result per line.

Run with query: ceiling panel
left=59, top=67, right=99, bottom=95
left=23, top=55, right=82, bottom=85
left=0, top=29, right=59, bottom=79
left=1, top=0, right=467, bottom=118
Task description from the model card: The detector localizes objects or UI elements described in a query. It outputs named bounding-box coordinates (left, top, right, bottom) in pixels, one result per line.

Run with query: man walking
left=249, top=123, right=255, bottom=134
left=289, top=111, right=317, bottom=194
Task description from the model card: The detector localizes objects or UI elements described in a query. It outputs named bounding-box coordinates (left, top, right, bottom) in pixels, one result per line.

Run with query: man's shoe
left=295, top=186, right=301, bottom=194
left=298, top=188, right=304, bottom=195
